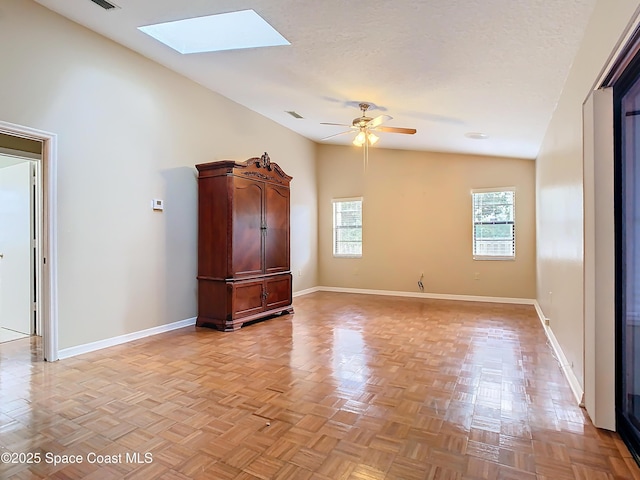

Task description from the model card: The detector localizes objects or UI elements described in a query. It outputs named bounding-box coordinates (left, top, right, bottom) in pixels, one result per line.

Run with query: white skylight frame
left=138, top=9, right=290, bottom=54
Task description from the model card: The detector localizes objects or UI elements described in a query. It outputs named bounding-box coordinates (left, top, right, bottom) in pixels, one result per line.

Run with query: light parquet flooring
left=0, top=328, right=29, bottom=344
left=1, top=291, right=639, bottom=479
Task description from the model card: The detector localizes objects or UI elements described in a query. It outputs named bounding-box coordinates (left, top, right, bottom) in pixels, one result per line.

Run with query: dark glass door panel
left=617, top=67, right=640, bottom=461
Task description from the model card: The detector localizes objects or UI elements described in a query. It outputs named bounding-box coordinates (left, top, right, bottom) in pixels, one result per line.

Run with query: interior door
left=0, top=160, right=32, bottom=335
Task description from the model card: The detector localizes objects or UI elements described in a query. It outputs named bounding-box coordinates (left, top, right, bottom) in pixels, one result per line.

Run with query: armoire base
left=196, top=306, right=294, bottom=332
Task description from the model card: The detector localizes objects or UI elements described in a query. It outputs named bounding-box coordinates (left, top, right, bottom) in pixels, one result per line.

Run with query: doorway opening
left=0, top=121, right=58, bottom=361
left=0, top=153, right=39, bottom=343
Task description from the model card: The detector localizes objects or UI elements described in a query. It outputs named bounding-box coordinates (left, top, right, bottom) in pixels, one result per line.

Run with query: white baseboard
left=533, top=301, right=584, bottom=406
left=293, top=286, right=321, bottom=297
left=58, top=317, right=197, bottom=360
left=308, top=286, right=536, bottom=305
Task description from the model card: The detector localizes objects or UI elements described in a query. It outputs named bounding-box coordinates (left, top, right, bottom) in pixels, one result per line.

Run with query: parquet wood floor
left=1, top=292, right=639, bottom=479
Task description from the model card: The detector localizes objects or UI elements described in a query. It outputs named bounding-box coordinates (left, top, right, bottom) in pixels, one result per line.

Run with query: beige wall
left=317, top=145, right=536, bottom=298
left=0, top=0, right=318, bottom=349
left=536, top=0, right=640, bottom=392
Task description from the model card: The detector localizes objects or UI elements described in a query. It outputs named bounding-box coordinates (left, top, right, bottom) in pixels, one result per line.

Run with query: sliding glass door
left=616, top=58, right=640, bottom=461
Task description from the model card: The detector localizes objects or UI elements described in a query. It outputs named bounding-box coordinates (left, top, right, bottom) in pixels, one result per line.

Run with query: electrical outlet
left=298, top=269, right=302, bottom=277
left=474, top=272, right=480, bottom=280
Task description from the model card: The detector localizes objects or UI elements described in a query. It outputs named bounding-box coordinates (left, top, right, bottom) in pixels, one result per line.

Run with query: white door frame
left=0, top=120, right=58, bottom=361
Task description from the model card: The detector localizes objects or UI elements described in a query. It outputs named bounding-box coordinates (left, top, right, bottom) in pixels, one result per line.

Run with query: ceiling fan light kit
left=353, top=131, right=366, bottom=146
left=352, top=131, right=379, bottom=147
left=320, top=102, right=417, bottom=166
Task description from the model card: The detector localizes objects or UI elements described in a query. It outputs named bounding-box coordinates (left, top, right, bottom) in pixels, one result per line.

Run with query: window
left=472, top=188, right=515, bottom=260
left=333, top=197, right=362, bottom=257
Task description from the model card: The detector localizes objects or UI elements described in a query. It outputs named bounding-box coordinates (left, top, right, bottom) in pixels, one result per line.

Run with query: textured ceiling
left=34, top=0, right=597, bottom=159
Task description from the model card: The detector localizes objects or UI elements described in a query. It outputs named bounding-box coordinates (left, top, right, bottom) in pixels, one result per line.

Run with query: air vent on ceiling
left=286, top=111, right=303, bottom=119
left=89, top=0, right=120, bottom=10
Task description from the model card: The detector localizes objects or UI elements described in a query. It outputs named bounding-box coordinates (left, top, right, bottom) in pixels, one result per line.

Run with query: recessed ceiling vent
left=89, top=0, right=120, bottom=10
left=286, top=111, right=303, bottom=119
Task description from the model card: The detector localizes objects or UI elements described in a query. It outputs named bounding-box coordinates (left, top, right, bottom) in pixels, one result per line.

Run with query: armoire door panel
left=265, top=274, right=292, bottom=310
left=232, top=177, right=264, bottom=277
left=232, top=280, right=265, bottom=318
left=265, top=184, right=290, bottom=274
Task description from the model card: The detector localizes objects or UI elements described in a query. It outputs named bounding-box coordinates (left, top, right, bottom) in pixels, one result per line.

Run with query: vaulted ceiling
left=34, top=0, right=597, bottom=159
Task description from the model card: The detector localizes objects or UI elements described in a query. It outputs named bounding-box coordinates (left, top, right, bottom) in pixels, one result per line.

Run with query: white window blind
left=332, top=197, right=362, bottom=257
left=472, top=189, right=515, bottom=260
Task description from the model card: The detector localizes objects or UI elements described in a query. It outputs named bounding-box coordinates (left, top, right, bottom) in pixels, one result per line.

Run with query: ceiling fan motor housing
left=352, top=102, right=374, bottom=127
left=353, top=117, right=372, bottom=127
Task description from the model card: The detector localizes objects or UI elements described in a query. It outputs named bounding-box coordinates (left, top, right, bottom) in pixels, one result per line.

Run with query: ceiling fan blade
left=367, top=114, right=392, bottom=129
left=320, top=130, right=354, bottom=141
left=375, top=126, right=417, bottom=135
left=320, top=122, right=352, bottom=127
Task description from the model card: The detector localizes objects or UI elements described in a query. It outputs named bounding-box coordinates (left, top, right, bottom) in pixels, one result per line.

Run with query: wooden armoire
left=196, top=153, right=293, bottom=331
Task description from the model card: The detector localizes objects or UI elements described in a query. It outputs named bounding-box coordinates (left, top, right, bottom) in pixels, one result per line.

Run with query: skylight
left=138, top=10, right=290, bottom=54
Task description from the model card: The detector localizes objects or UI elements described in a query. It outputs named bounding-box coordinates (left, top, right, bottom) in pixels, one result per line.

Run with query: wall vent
left=89, top=0, right=120, bottom=10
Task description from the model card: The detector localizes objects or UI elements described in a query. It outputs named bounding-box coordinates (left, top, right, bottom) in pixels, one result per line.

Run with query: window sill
left=333, top=254, right=362, bottom=259
left=473, top=256, right=515, bottom=261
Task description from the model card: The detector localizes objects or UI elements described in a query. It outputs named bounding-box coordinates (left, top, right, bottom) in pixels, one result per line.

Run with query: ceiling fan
left=320, top=102, right=417, bottom=147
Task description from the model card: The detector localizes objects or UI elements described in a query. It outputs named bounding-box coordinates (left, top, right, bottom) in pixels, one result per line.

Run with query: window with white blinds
left=472, top=188, right=515, bottom=260
left=332, top=197, right=362, bottom=257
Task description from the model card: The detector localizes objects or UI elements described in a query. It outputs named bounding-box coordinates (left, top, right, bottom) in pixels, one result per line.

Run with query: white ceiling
left=34, top=0, right=597, bottom=159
